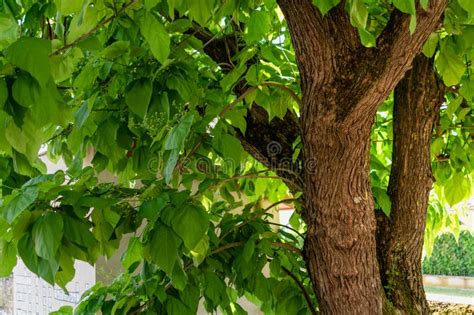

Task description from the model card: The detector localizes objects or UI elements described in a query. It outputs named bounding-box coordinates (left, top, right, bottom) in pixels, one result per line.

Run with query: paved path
left=426, top=287, right=474, bottom=305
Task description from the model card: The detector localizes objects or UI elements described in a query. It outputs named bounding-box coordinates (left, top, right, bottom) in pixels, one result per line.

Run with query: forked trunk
left=274, top=1, right=447, bottom=314
left=377, top=55, right=444, bottom=314
left=303, top=118, right=383, bottom=314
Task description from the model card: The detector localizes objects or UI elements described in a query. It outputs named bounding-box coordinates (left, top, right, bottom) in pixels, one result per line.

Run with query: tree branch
left=277, top=0, right=334, bottom=93
left=235, top=105, right=303, bottom=192
left=50, top=0, right=139, bottom=56
left=270, top=241, right=302, bottom=255
left=195, top=27, right=303, bottom=190
left=282, top=266, right=318, bottom=315
left=343, top=1, right=448, bottom=124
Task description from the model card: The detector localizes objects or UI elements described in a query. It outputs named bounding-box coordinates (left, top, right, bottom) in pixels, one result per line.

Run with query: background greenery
left=423, top=230, right=474, bottom=277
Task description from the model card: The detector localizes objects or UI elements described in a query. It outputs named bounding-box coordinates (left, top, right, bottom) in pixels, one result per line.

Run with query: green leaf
left=0, top=239, right=17, bottom=277
left=245, top=10, right=272, bottom=44
left=50, top=305, right=73, bottom=315
left=56, top=0, right=83, bottom=15
left=444, top=173, right=471, bottom=206
left=171, top=205, right=209, bottom=250
left=139, top=194, right=169, bottom=223
left=125, top=79, right=153, bottom=119
left=460, top=78, right=474, bottom=102
left=67, top=5, right=99, bottom=44
left=12, top=73, right=38, bottom=108
left=166, top=296, right=192, bottom=314
left=0, top=14, right=18, bottom=49
left=18, top=233, right=39, bottom=274
left=457, top=107, right=470, bottom=121
left=102, top=41, right=130, bottom=60
left=409, top=15, right=417, bottom=34
left=422, top=33, right=439, bottom=57
left=164, top=149, right=179, bottom=184
left=188, top=0, right=215, bottom=25
left=139, top=12, right=170, bottom=63
left=420, top=0, right=429, bottom=10
left=55, top=250, right=75, bottom=289
left=171, top=263, right=188, bottom=290
left=2, top=186, right=39, bottom=223
left=392, top=0, right=416, bottom=15
left=458, top=0, right=474, bottom=15
left=145, top=0, right=161, bottom=10
left=373, top=187, right=391, bottom=216
left=204, top=272, right=227, bottom=305
left=165, top=113, right=194, bottom=150
left=18, top=233, right=59, bottom=284
left=358, top=28, right=376, bottom=47
left=73, top=61, right=100, bottom=92
left=32, top=212, right=64, bottom=261
left=167, top=73, right=194, bottom=100
left=146, top=224, right=181, bottom=275
left=93, top=119, right=120, bottom=159
left=214, top=133, right=245, bottom=166
left=50, top=54, right=75, bottom=83
left=0, top=79, right=7, bottom=108
left=348, top=0, right=368, bottom=29
left=312, top=0, right=340, bottom=15
left=437, top=43, right=466, bottom=86
left=149, top=92, right=170, bottom=122
left=5, top=38, right=52, bottom=87
left=74, top=100, right=91, bottom=129
left=242, top=239, right=255, bottom=262
left=220, top=65, right=247, bottom=92
left=121, top=236, right=143, bottom=271
left=446, top=96, right=463, bottom=118
left=63, top=216, right=98, bottom=248
left=271, top=92, right=292, bottom=120
left=224, top=107, right=247, bottom=134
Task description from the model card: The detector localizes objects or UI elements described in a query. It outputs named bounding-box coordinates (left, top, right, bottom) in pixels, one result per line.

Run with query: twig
left=270, top=241, right=302, bottom=255
left=282, top=266, right=318, bottom=315
left=219, top=87, right=258, bottom=118
left=264, top=221, right=305, bottom=239
left=50, top=0, right=139, bottom=56
left=210, top=241, right=245, bottom=255
left=218, top=197, right=296, bottom=241
left=262, top=198, right=296, bottom=214
left=260, top=81, right=302, bottom=107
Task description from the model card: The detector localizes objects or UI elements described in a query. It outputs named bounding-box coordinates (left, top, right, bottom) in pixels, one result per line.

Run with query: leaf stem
left=282, top=266, right=318, bottom=315
left=50, top=0, right=139, bottom=56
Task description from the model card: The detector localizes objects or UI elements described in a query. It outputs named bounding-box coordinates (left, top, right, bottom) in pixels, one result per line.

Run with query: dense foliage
left=0, top=0, right=472, bottom=314
left=422, top=230, right=474, bottom=277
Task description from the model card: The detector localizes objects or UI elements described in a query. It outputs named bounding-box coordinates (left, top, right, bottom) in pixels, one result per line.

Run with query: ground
left=429, top=302, right=474, bottom=314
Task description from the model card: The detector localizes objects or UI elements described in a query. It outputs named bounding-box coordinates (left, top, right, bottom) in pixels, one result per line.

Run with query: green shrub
left=422, top=230, right=474, bottom=276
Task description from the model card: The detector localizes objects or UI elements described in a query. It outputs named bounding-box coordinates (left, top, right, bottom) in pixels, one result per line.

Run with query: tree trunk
left=303, top=118, right=384, bottom=314
left=274, top=0, right=448, bottom=313
left=377, top=55, right=444, bottom=314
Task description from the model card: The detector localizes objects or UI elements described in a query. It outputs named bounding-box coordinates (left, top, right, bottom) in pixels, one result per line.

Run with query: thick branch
left=277, top=0, right=334, bottom=93
left=194, top=28, right=303, bottom=189
left=236, top=105, right=302, bottom=191
left=377, top=54, right=445, bottom=314
left=343, top=1, right=447, bottom=124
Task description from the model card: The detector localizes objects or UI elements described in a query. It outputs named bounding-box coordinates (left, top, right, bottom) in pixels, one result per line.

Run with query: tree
left=0, top=0, right=472, bottom=314
left=377, top=54, right=445, bottom=314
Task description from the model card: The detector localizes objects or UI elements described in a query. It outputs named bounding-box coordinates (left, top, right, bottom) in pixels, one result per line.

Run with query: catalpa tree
left=0, top=0, right=473, bottom=314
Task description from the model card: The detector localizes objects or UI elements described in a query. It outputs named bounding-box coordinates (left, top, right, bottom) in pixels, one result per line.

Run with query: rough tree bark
left=195, top=0, right=447, bottom=313
left=276, top=1, right=447, bottom=314
left=377, top=55, right=445, bottom=314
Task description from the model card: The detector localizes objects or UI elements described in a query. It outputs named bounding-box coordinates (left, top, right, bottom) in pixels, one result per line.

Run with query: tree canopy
left=0, top=0, right=473, bottom=314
